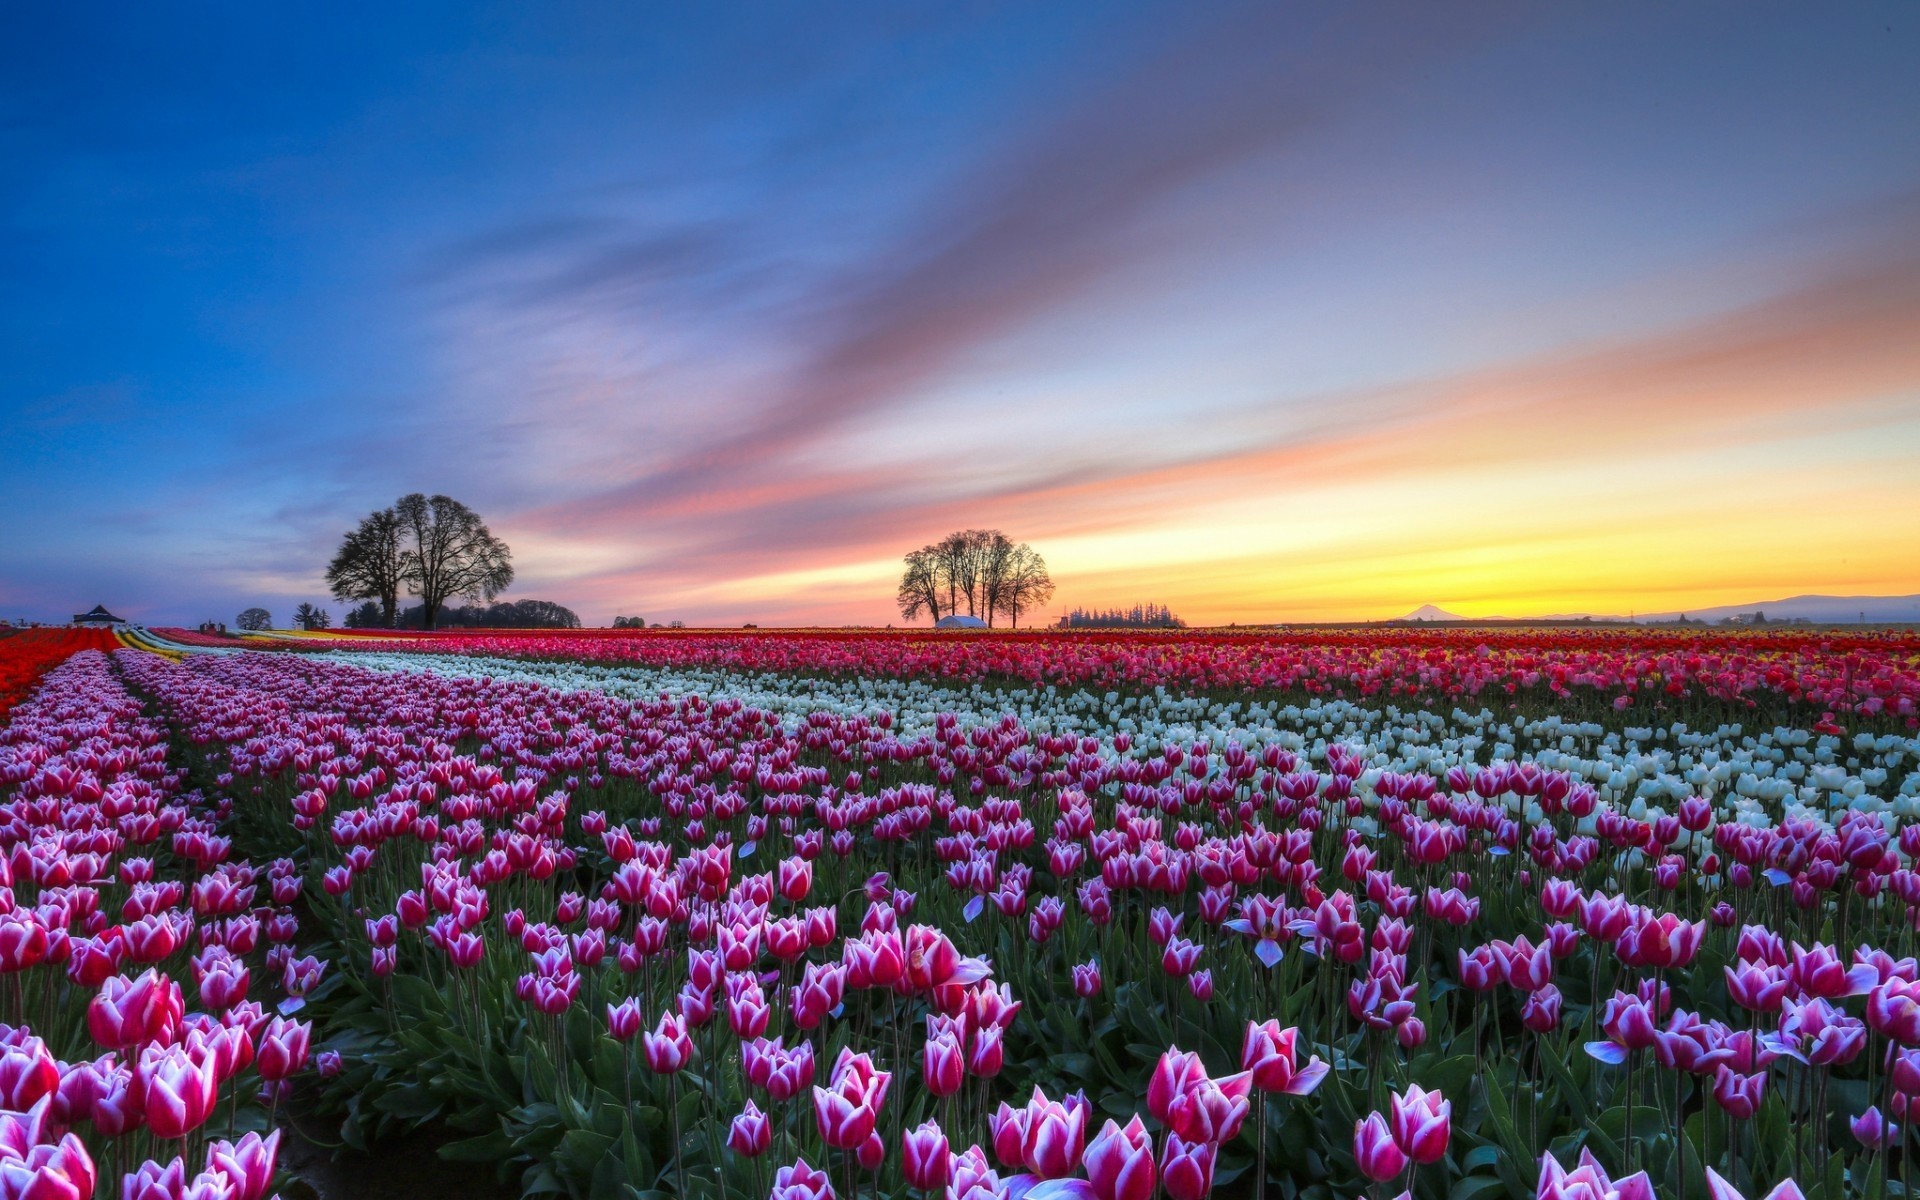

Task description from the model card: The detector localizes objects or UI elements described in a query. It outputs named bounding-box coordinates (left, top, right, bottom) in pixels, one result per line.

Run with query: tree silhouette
left=393, top=493, right=514, bottom=630
left=327, top=506, right=409, bottom=626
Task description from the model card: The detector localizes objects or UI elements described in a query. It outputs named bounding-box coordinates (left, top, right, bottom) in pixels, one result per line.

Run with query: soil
left=273, top=1109, right=521, bottom=1200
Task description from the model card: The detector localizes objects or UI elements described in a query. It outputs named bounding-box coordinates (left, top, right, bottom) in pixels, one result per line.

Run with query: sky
left=3, top=2, right=1918, bottom=628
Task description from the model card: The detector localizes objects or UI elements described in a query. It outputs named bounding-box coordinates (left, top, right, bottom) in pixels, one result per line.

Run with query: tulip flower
left=1353, top=1112, right=1407, bottom=1183
left=1147, top=1049, right=1207, bottom=1125
left=1165, top=1070, right=1253, bottom=1144
left=1387, top=1085, right=1450, bottom=1164
left=1711, top=1065, right=1766, bottom=1120
left=0, top=1129, right=94, bottom=1200
left=1704, top=1168, right=1809, bottom=1200
left=136, top=1043, right=219, bottom=1139
left=769, top=1158, right=835, bottom=1200
left=988, top=1102, right=1029, bottom=1168
left=256, top=1017, right=312, bottom=1081
left=1084, top=1116, right=1156, bottom=1200
left=89, top=970, right=183, bottom=1051
left=1537, top=1149, right=1656, bottom=1200
left=728, top=1101, right=772, bottom=1158
left=1866, top=978, right=1920, bottom=1044
left=607, top=998, right=644, bottom=1043
left=1852, top=1106, right=1895, bottom=1150
left=207, top=1130, right=280, bottom=1200
left=1160, top=1133, right=1218, bottom=1200
left=1242, top=1021, right=1329, bottom=1095
left=923, top=1029, right=965, bottom=1097
left=902, top=1120, right=952, bottom=1190
left=1073, top=961, right=1103, bottom=997
left=643, top=1013, right=692, bottom=1074
left=1020, top=1086, right=1089, bottom=1179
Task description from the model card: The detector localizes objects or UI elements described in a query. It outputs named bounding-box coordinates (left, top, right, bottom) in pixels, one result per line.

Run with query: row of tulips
left=77, top=640, right=1920, bottom=1200
left=0, top=628, right=121, bottom=722
left=0, top=650, right=326, bottom=1200
left=315, top=626, right=1920, bottom=728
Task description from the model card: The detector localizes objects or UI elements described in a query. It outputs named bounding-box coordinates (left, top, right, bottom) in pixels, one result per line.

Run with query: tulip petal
left=1283, top=1059, right=1331, bottom=1096
left=1584, top=1041, right=1629, bottom=1065
left=1026, top=1180, right=1099, bottom=1200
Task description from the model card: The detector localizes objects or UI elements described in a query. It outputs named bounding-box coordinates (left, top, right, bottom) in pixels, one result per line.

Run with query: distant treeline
left=1055, top=603, right=1186, bottom=629
left=343, top=598, right=581, bottom=629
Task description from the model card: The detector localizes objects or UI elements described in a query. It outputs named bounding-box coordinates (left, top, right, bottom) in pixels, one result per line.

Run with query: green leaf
left=1451, top=1175, right=1512, bottom=1200
left=439, top=1130, right=514, bottom=1163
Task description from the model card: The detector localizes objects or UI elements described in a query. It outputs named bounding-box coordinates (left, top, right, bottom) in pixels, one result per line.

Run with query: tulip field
left=3, top=628, right=1920, bottom=1200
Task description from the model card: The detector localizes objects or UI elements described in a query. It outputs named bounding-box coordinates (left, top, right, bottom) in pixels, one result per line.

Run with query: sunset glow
left=3, top=4, right=1917, bottom=625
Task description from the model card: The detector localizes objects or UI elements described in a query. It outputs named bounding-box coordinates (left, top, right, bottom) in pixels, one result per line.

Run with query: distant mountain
left=1382, top=594, right=1920, bottom=626
left=1395, top=604, right=1474, bottom=622
left=1634, top=594, right=1920, bottom=625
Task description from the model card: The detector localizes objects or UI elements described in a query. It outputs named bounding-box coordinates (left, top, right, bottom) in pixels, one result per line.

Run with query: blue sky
left=4, top=3, right=1917, bottom=626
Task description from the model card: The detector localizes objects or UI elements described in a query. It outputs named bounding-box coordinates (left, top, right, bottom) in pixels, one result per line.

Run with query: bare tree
left=326, top=506, right=410, bottom=626
left=235, top=607, right=272, bottom=631
left=933, top=532, right=974, bottom=618
left=994, top=543, right=1054, bottom=628
left=974, top=531, right=1020, bottom=626
left=897, top=546, right=945, bottom=624
left=899, top=531, right=1051, bottom=627
left=394, top=493, right=514, bottom=630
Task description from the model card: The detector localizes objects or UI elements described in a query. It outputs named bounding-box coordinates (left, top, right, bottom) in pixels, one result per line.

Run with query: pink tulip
left=1020, top=1086, right=1088, bottom=1179
left=206, top=1130, right=280, bottom=1200
left=902, top=1120, right=952, bottom=1190
left=1388, top=1085, right=1450, bottom=1164
left=255, top=1017, right=311, bottom=1082
left=1353, top=1112, right=1407, bottom=1183
left=135, top=1044, right=218, bottom=1140
left=1704, top=1167, right=1808, bottom=1200
left=1241, top=1021, right=1329, bottom=1096
left=728, top=1101, right=772, bottom=1158
left=1084, top=1116, right=1156, bottom=1200
left=0, top=1129, right=94, bottom=1200
left=607, top=998, right=644, bottom=1043
left=769, top=1158, right=835, bottom=1200
left=643, top=1013, right=692, bottom=1074
left=923, top=1030, right=965, bottom=1097
left=1537, top=1149, right=1656, bottom=1200
left=1160, top=1133, right=1217, bottom=1200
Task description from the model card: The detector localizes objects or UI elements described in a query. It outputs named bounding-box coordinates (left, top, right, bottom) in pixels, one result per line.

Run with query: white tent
left=934, top=614, right=988, bottom=630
